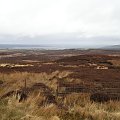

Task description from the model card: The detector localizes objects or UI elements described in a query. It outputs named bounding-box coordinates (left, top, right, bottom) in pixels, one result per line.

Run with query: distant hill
left=102, top=45, right=120, bottom=50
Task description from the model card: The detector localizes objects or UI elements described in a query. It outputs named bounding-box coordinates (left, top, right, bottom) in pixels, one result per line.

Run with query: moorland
left=0, top=49, right=120, bottom=120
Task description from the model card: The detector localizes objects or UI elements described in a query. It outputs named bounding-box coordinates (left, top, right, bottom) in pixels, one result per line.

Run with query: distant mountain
left=102, top=45, right=120, bottom=50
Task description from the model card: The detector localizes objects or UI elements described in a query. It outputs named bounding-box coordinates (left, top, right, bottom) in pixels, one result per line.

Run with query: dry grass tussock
left=0, top=92, right=120, bottom=120
left=0, top=71, right=72, bottom=96
left=0, top=71, right=120, bottom=120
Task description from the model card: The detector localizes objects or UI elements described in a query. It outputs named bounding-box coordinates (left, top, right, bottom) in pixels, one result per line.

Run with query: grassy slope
left=0, top=72, right=120, bottom=120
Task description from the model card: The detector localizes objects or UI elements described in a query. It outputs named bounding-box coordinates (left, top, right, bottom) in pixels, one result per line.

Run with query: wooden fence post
left=24, top=78, right=27, bottom=94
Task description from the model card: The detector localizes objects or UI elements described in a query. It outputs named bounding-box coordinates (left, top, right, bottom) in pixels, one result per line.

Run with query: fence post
left=24, top=78, right=27, bottom=94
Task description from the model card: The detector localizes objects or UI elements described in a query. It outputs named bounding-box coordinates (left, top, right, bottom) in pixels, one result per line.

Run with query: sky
left=0, top=0, right=120, bottom=46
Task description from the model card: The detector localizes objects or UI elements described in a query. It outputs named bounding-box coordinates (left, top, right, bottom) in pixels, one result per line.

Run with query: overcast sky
left=0, top=0, right=120, bottom=46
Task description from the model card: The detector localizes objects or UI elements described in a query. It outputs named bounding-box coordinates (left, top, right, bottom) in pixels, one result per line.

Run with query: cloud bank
left=0, top=0, right=120, bottom=45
